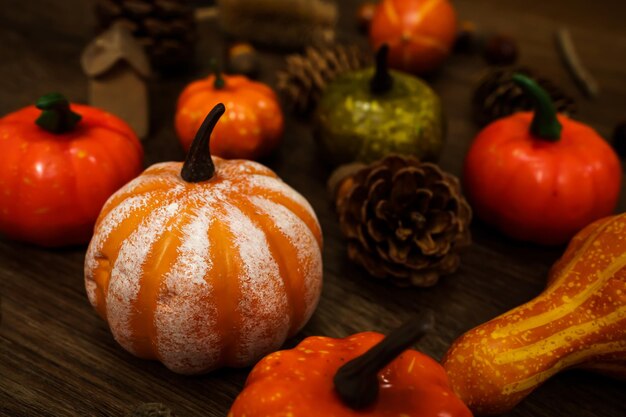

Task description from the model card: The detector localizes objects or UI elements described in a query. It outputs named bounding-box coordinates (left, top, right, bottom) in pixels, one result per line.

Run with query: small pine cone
left=473, top=67, right=577, bottom=127
left=95, top=0, right=196, bottom=72
left=126, top=403, right=176, bottom=417
left=329, top=155, right=472, bottom=287
left=277, top=44, right=371, bottom=116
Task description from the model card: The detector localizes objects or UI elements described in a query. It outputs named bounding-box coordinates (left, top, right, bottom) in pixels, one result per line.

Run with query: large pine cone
left=277, top=44, right=371, bottom=116
left=95, top=0, right=196, bottom=72
left=330, top=155, right=472, bottom=287
left=473, top=67, right=577, bottom=127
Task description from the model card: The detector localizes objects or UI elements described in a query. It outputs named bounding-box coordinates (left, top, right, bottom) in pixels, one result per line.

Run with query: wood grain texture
left=1, top=0, right=625, bottom=416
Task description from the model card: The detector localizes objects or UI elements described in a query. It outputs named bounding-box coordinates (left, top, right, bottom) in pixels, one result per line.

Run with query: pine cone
left=277, top=44, right=371, bottom=116
left=473, top=67, right=577, bottom=127
left=329, top=155, right=472, bottom=287
left=95, top=0, right=196, bottom=72
left=126, top=403, right=176, bottom=417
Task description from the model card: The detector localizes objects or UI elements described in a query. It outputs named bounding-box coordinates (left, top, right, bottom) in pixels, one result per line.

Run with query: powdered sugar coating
left=247, top=175, right=318, bottom=226
left=250, top=196, right=323, bottom=324
left=155, top=203, right=220, bottom=373
left=84, top=159, right=323, bottom=373
left=224, top=203, right=290, bottom=364
left=106, top=202, right=180, bottom=354
left=85, top=193, right=153, bottom=276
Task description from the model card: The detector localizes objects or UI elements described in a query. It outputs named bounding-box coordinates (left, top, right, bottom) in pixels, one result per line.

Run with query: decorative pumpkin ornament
left=443, top=214, right=626, bottom=415
left=0, top=93, right=143, bottom=247
left=175, top=68, right=283, bottom=160
left=229, top=313, right=472, bottom=417
left=315, top=45, right=444, bottom=166
left=464, top=74, right=621, bottom=245
left=369, top=0, right=457, bottom=74
left=329, top=155, right=471, bottom=287
left=85, top=104, right=323, bottom=374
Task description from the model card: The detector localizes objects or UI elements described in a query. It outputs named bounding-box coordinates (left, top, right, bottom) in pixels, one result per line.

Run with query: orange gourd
left=442, top=213, right=626, bottom=415
left=175, top=70, right=283, bottom=160
left=229, top=315, right=472, bottom=417
left=85, top=104, right=322, bottom=374
left=369, top=0, right=458, bottom=74
left=0, top=93, right=143, bottom=247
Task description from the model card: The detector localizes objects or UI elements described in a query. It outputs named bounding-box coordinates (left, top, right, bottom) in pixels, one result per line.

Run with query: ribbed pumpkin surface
left=85, top=158, right=323, bottom=374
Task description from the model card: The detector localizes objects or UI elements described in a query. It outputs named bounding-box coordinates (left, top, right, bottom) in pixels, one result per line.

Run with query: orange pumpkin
left=85, top=104, right=322, bottom=374
left=369, top=0, right=458, bottom=74
left=175, top=71, right=283, bottom=160
left=229, top=314, right=472, bottom=417
left=0, top=93, right=143, bottom=247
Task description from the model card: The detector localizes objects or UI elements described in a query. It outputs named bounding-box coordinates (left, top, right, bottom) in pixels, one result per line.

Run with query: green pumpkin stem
left=370, top=44, right=393, bottom=94
left=181, top=103, right=226, bottom=183
left=333, top=311, right=435, bottom=410
left=512, top=73, right=562, bottom=141
left=212, top=58, right=226, bottom=89
left=35, top=93, right=81, bottom=134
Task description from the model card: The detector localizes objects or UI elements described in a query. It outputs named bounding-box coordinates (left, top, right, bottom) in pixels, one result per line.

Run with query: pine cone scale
left=473, top=67, right=577, bottom=126
left=332, top=155, right=472, bottom=287
left=277, top=44, right=371, bottom=116
left=96, top=0, right=195, bottom=71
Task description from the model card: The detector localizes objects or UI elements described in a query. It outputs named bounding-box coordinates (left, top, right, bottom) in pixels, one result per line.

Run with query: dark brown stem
left=180, top=103, right=226, bottom=183
left=333, top=311, right=435, bottom=410
left=370, top=44, right=393, bottom=94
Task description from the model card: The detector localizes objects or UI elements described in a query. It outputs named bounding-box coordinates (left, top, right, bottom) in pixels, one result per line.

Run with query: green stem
left=181, top=103, right=226, bottom=183
left=212, top=58, right=226, bottom=89
left=333, top=311, right=435, bottom=410
left=370, top=44, right=393, bottom=94
left=35, top=93, right=81, bottom=134
left=512, top=73, right=562, bottom=141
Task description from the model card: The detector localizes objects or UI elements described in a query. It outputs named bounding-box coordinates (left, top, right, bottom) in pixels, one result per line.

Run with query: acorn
left=453, top=20, right=481, bottom=54
left=483, top=34, right=519, bottom=66
left=226, top=42, right=260, bottom=78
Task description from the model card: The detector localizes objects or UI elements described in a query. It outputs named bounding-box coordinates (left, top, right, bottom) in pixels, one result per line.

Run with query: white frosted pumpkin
left=84, top=104, right=323, bottom=374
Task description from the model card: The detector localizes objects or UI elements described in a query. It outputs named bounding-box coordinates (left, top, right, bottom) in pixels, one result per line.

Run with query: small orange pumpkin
left=0, top=93, right=143, bottom=247
left=85, top=104, right=322, bottom=374
left=229, top=314, right=472, bottom=417
left=369, top=0, right=458, bottom=74
left=175, top=70, right=283, bottom=160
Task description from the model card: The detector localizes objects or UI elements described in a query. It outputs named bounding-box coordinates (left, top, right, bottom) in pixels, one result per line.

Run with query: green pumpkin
left=315, top=45, right=445, bottom=166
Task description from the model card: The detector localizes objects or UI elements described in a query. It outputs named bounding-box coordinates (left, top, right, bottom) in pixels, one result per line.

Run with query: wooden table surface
left=1, top=0, right=626, bottom=416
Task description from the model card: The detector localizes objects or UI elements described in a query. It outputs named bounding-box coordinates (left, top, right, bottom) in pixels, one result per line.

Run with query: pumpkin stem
left=370, top=44, right=393, bottom=94
left=333, top=311, right=435, bottom=410
left=512, top=73, right=562, bottom=141
left=211, top=58, right=226, bottom=89
left=181, top=103, right=225, bottom=183
left=35, top=93, right=82, bottom=134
